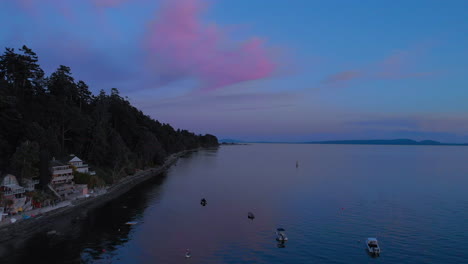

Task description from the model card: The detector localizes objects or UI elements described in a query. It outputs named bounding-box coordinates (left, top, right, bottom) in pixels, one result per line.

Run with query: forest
left=0, top=45, right=218, bottom=188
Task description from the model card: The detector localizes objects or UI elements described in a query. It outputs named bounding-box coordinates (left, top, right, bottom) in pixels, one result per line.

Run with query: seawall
left=0, top=148, right=199, bottom=252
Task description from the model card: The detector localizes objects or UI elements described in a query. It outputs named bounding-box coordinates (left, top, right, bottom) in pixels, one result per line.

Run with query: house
left=0, top=174, right=25, bottom=198
left=67, top=155, right=96, bottom=175
left=23, top=178, right=39, bottom=192
left=50, top=158, right=74, bottom=185
left=49, top=155, right=91, bottom=199
left=0, top=174, right=27, bottom=213
left=49, top=158, right=75, bottom=198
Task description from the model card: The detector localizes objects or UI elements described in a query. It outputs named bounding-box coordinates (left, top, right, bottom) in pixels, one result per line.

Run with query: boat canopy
left=367, top=237, right=378, bottom=241
left=277, top=228, right=285, bottom=232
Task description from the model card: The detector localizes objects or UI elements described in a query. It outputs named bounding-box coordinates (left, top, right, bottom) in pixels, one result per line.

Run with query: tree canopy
left=0, top=45, right=218, bottom=185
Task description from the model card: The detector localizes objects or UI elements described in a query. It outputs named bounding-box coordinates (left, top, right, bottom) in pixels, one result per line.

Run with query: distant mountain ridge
left=220, top=138, right=468, bottom=146
left=305, top=139, right=468, bottom=146
left=219, top=139, right=245, bottom=143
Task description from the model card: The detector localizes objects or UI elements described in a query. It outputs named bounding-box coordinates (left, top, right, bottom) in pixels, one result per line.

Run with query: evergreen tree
left=0, top=45, right=219, bottom=185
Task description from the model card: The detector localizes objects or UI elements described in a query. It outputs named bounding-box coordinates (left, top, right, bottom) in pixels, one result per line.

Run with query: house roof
left=1, top=174, right=20, bottom=186
left=50, top=154, right=90, bottom=169
left=50, top=159, right=67, bottom=167
left=69, top=156, right=82, bottom=163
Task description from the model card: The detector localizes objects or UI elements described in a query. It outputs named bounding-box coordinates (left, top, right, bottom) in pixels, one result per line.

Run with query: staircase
left=47, top=184, right=62, bottom=199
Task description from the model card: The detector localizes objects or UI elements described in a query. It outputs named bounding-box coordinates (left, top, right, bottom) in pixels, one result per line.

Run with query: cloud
left=15, top=0, right=74, bottom=19
left=136, top=91, right=295, bottom=111
left=376, top=51, right=435, bottom=79
left=145, top=0, right=279, bottom=92
left=321, top=70, right=362, bottom=84
left=14, top=0, right=128, bottom=17
left=321, top=49, right=434, bottom=86
left=92, top=0, right=129, bottom=8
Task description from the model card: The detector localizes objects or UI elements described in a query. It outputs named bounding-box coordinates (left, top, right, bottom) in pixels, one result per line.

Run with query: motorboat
left=247, top=212, right=255, bottom=220
left=366, top=237, right=381, bottom=255
left=185, top=249, right=191, bottom=258
left=276, top=228, right=288, bottom=241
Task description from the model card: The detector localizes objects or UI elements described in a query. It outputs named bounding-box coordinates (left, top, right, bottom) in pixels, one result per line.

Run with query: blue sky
left=1, top=0, right=467, bottom=142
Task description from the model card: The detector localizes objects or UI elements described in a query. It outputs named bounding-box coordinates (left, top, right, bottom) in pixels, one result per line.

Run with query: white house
left=0, top=174, right=25, bottom=197
left=0, top=174, right=27, bottom=213
left=49, top=155, right=92, bottom=199
left=67, top=155, right=96, bottom=175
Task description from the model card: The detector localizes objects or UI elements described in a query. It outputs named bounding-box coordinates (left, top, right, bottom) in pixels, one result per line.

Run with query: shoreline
left=0, top=148, right=202, bottom=247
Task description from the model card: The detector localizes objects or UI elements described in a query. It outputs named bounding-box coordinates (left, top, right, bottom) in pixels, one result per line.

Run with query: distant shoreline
left=220, top=139, right=468, bottom=146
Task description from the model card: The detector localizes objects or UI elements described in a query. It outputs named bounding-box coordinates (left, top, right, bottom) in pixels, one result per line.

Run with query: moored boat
left=276, top=228, right=288, bottom=241
left=366, top=237, right=381, bottom=255
left=248, top=212, right=255, bottom=220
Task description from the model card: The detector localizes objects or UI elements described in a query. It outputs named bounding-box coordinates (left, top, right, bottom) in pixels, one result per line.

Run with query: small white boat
left=185, top=249, right=191, bottom=258
left=276, top=228, right=288, bottom=241
left=366, top=237, right=381, bottom=255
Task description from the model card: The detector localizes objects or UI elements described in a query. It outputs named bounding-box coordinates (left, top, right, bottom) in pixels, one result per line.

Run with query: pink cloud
left=15, top=0, right=128, bottom=14
left=15, top=0, right=70, bottom=17
left=145, top=0, right=279, bottom=92
left=376, top=51, right=435, bottom=79
left=321, top=70, right=362, bottom=84
left=321, top=49, right=434, bottom=86
left=17, top=0, right=34, bottom=10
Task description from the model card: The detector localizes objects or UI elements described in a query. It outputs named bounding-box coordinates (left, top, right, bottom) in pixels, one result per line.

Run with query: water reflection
left=2, top=144, right=468, bottom=264
left=277, top=241, right=286, bottom=248
left=0, top=171, right=170, bottom=264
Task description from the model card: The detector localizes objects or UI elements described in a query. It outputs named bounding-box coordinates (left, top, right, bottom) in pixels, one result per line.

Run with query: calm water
left=2, top=144, right=468, bottom=263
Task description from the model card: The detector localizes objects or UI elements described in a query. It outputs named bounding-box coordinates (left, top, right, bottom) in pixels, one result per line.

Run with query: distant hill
left=305, top=139, right=468, bottom=146
left=219, top=139, right=246, bottom=143
left=220, top=138, right=468, bottom=146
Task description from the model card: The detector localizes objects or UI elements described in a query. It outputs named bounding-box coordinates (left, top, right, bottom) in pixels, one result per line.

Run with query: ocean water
left=2, top=144, right=468, bottom=263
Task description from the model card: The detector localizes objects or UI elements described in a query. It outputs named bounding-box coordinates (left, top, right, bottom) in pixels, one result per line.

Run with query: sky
left=1, top=0, right=467, bottom=142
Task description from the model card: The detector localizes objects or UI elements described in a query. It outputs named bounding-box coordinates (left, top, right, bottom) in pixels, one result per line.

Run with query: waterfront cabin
left=49, top=156, right=90, bottom=199
left=49, top=158, right=76, bottom=198
left=0, top=174, right=28, bottom=213
left=50, top=158, right=74, bottom=185
left=67, top=155, right=96, bottom=175
left=0, top=174, right=25, bottom=198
